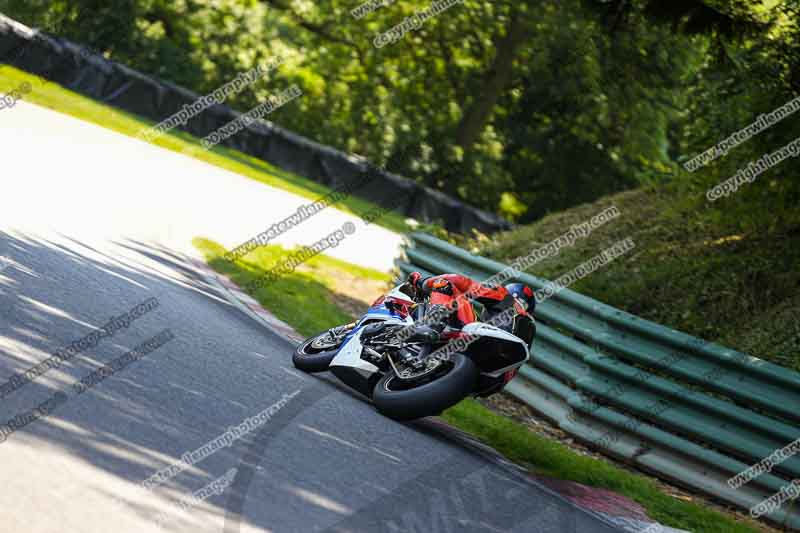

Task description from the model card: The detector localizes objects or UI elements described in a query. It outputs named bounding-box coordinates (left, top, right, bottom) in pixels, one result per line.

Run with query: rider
left=403, top=271, right=536, bottom=330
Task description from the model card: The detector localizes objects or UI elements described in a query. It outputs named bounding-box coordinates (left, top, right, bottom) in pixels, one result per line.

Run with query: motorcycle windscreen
left=512, top=314, right=536, bottom=346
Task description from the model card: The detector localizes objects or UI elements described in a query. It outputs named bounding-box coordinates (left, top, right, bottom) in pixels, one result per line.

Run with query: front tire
left=372, top=353, right=478, bottom=421
left=293, top=329, right=346, bottom=373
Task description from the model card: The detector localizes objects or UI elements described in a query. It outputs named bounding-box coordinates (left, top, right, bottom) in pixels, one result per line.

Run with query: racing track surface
left=0, top=101, right=625, bottom=532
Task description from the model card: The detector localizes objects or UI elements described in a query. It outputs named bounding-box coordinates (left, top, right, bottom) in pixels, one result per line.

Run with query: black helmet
left=504, top=282, right=536, bottom=312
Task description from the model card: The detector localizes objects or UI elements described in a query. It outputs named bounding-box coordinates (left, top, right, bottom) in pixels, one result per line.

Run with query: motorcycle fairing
left=460, top=322, right=530, bottom=378
left=328, top=288, right=414, bottom=396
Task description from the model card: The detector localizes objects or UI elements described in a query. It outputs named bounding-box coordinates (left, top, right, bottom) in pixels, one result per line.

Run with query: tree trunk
left=455, top=14, right=527, bottom=151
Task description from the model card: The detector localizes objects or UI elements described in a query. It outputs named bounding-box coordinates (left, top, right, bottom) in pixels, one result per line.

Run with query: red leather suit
left=418, top=274, right=509, bottom=327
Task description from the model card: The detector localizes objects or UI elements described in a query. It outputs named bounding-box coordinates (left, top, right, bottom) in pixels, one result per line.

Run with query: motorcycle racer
left=403, top=271, right=536, bottom=330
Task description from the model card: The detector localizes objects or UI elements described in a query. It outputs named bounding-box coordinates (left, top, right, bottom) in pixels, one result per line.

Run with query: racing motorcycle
left=292, top=280, right=536, bottom=420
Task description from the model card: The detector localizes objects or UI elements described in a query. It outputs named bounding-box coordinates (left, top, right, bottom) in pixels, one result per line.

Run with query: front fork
left=330, top=321, right=357, bottom=338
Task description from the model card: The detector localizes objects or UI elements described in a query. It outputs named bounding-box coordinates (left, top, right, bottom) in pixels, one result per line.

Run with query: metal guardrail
left=397, top=232, right=800, bottom=530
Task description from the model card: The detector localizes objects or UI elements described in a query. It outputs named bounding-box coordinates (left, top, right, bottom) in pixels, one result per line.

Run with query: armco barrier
left=398, top=232, right=800, bottom=530
left=0, top=14, right=510, bottom=235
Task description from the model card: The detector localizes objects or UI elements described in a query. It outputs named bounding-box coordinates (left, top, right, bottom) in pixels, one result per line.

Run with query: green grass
left=193, top=237, right=389, bottom=337
left=441, top=399, right=767, bottom=533
left=0, top=65, right=410, bottom=235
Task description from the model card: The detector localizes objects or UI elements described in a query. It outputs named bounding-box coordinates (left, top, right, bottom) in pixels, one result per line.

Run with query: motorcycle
left=292, top=281, right=536, bottom=420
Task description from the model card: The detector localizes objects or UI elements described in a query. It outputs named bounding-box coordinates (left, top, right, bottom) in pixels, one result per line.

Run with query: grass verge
left=0, top=64, right=410, bottom=234
left=193, top=237, right=389, bottom=337
left=442, top=399, right=769, bottom=533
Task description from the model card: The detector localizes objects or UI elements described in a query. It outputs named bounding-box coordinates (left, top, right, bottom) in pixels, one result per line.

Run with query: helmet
left=504, top=282, right=536, bottom=312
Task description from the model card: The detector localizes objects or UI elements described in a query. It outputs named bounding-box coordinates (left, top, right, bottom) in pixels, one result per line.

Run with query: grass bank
left=461, top=185, right=799, bottom=372
left=193, top=238, right=390, bottom=337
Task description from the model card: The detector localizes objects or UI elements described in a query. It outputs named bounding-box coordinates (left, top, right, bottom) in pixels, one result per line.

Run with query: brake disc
left=392, top=355, right=445, bottom=381
left=310, top=331, right=342, bottom=349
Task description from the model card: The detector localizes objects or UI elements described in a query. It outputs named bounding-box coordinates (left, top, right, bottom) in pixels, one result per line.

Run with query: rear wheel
left=372, top=353, right=478, bottom=421
left=292, top=327, right=349, bottom=373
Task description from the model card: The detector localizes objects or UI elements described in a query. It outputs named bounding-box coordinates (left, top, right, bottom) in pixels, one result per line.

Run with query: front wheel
left=293, top=326, right=349, bottom=373
left=372, top=353, right=478, bottom=421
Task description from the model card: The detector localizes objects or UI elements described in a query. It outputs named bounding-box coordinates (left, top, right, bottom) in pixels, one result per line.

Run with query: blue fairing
left=337, top=302, right=405, bottom=352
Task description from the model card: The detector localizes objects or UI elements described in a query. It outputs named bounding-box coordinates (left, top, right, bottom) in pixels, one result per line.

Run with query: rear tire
left=293, top=330, right=344, bottom=373
left=372, top=353, right=478, bottom=421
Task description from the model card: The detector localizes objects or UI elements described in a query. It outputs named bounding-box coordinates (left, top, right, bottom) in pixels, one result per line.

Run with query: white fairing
left=329, top=329, right=379, bottom=378
left=329, top=287, right=413, bottom=378
left=385, top=286, right=415, bottom=304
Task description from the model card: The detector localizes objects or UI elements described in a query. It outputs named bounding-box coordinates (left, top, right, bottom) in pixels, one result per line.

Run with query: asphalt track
left=0, top=102, right=625, bottom=532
